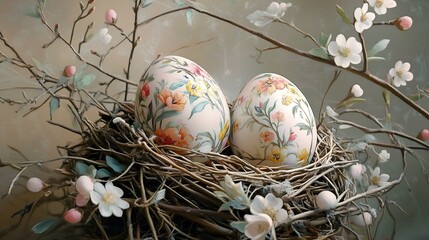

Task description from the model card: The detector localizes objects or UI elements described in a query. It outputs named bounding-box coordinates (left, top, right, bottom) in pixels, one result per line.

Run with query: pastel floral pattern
left=135, top=56, right=230, bottom=153
left=230, top=73, right=317, bottom=167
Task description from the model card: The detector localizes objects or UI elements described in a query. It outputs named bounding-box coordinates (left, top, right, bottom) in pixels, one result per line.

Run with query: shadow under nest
left=61, top=102, right=354, bottom=240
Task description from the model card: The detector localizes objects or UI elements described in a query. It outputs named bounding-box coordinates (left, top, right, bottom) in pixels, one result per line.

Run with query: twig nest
left=316, top=191, right=337, bottom=210
left=349, top=212, right=373, bottom=226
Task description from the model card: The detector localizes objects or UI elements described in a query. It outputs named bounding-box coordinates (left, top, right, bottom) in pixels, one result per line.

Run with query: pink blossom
left=395, top=16, right=413, bottom=31
left=75, top=193, right=90, bottom=207
left=417, top=129, right=429, bottom=141
left=64, top=208, right=82, bottom=224
left=75, top=175, right=94, bottom=196
left=288, top=132, right=297, bottom=141
left=63, top=65, right=76, bottom=77
left=105, top=9, right=117, bottom=24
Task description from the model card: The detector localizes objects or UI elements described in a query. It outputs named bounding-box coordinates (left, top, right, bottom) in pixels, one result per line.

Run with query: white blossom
left=388, top=61, right=413, bottom=87
left=367, top=0, right=397, bottom=15
left=90, top=181, right=130, bottom=217
left=250, top=193, right=288, bottom=226
left=368, top=167, right=390, bottom=191
left=354, top=3, right=375, bottom=33
left=97, top=28, right=112, bottom=45
left=244, top=213, right=273, bottom=240
left=378, top=149, right=390, bottom=163
left=247, top=2, right=292, bottom=27
left=26, top=177, right=46, bottom=192
left=328, top=34, right=362, bottom=68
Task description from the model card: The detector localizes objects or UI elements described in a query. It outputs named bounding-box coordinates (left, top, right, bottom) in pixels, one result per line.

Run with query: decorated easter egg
left=135, top=55, right=230, bottom=153
left=230, top=73, right=317, bottom=167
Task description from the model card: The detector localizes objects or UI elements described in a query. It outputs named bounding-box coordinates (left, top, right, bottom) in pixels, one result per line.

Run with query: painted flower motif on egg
left=135, top=56, right=230, bottom=153
left=230, top=73, right=317, bottom=167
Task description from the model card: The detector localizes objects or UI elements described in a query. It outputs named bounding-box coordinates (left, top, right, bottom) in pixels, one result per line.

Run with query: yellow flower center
left=375, top=0, right=383, bottom=8
left=360, top=14, right=367, bottom=22
left=263, top=208, right=277, bottom=223
left=340, top=47, right=351, bottom=57
left=102, top=192, right=116, bottom=204
left=396, top=70, right=403, bottom=78
left=257, top=222, right=269, bottom=233
left=371, top=176, right=380, bottom=186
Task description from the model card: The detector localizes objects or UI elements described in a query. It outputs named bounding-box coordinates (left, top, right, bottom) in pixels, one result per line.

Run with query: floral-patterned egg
left=135, top=55, right=230, bottom=153
left=230, top=73, right=317, bottom=167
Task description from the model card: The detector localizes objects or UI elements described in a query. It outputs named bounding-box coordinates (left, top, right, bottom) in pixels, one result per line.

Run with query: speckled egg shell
left=135, top=55, right=230, bottom=153
left=230, top=73, right=317, bottom=167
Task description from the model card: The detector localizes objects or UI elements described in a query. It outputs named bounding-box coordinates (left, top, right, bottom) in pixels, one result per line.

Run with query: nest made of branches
left=63, top=103, right=358, bottom=240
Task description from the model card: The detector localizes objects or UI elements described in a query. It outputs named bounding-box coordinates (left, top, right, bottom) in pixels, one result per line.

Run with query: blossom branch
left=137, top=5, right=429, bottom=120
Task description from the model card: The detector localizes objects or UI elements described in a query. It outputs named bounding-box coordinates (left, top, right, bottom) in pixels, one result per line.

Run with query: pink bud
left=417, top=129, right=429, bottom=141
left=349, top=163, right=366, bottom=180
left=64, top=208, right=82, bottom=224
left=75, top=193, right=90, bottom=207
left=75, top=175, right=94, bottom=196
left=26, top=177, right=46, bottom=192
left=105, top=9, right=117, bottom=24
left=395, top=16, right=413, bottom=31
left=63, top=65, right=76, bottom=77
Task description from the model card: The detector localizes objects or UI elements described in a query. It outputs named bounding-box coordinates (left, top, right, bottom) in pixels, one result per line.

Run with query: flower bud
left=63, top=65, right=76, bottom=77
left=26, top=177, right=46, bottom=192
left=316, top=191, right=337, bottom=210
left=349, top=212, right=373, bottom=226
left=75, top=193, right=90, bottom=207
left=75, top=175, right=94, bottom=196
left=350, top=84, right=363, bottom=97
left=64, top=208, right=82, bottom=224
left=395, top=16, right=413, bottom=31
left=105, top=9, right=117, bottom=24
left=417, top=129, right=429, bottom=141
left=349, top=163, right=366, bottom=180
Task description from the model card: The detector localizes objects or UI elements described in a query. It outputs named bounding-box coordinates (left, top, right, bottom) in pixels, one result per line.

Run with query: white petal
left=388, top=68, right=396, bottom=78
left=110, top=204, right=123, bottom=217
left=116, top=198, right=130, bottom=209
left=394, top=61, right=403, bottom=70
left=250, top=195, right=266, bottom=214
left=373, top=167, right=380, bottom=176
left=266, top=2, right=280, bottom=14
left=367, top=12, right=376, bottom=22
left=355, top=22, right=364, bottom=33
left=349, top=53, right=362, bottom=65
left=275, top=208, right=288, bottom=225
left=336, top=34, right=346, bottom=47
left=335, top=56, right=349, bottom=68
left=93, top=182, right=106, bottom=195
left=380, top=174, right=390, bottom=182
left=401, top=62, right=411, bottom=72
left=362, top=3, right=369, bottom=12
left=403, top=72, right=413, bottom=81
left=99, top=203, right=113, bottom=217
left=367, top=0, right=376, bottom=7
left=354, top=7, right=362, bottom=21
left=105, top=181, right=115, bottom=193
left=328, top=42, right=339, bottom=56
left=90, top=191, right=102, bottom=204
left=367, top=185, right=378, bottom=191
left=266, top=193, right=283, bottom=210
left=384, top=0, right=397, bottom=8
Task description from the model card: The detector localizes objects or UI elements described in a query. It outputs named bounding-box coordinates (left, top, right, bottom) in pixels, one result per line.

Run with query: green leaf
left=230, top=221, right=246, bottom=233
left=189, top=101, right=209, bottom=119
left=367, top=39, right=390, bottom=57
left=106, top=155, right=126, bottom=173
left=336, top=5, right=353, bottom=25
left=218, top=199, right=248, bottom=212
left=189, top=95, right=199, bottom=104
left=309, top=47, right=329, bottom=59
left=75, top=74, right=96, bottom=90
left=319, top=32, right=332, bottom=47
left=174, top=0, right=186, bottom=7
left=32, top=218, right=59, bottom=234
left=170, top=80, right=187, bottom=90
left=141, top=0, right=152, bottom=8
left=49, top=97, right=60, bottom=120
left=185, top=9, right=193, bottom=26
left=335, top=97, right=366, bottom=109
left=367, top=56, right=386, bottom=61
left=96, top=168, right=112, bottom=178
left=75, top=162, right=89, bottom=176
left=155, top=110, right=181, bottom=123
left=87, top=165, right=97, bottom=178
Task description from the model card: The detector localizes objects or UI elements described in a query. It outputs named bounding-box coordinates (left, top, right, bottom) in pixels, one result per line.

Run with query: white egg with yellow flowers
left=135, top=55, right=230, bottom=153
left=230, top=73, right=317, bottom=167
